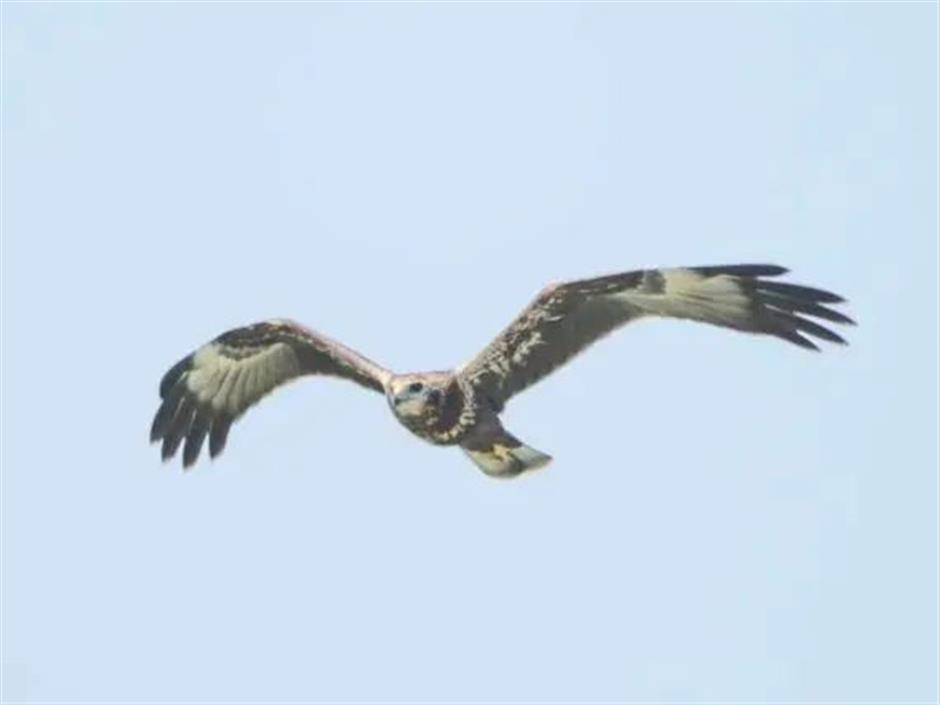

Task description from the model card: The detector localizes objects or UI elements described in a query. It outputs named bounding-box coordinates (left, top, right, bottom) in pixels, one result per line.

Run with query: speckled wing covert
left=458, top=264, right=854, bottom=410
left=150, top=320, right=391, bottom=468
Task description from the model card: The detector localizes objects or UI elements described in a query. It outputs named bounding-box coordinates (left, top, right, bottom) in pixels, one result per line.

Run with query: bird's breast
left=394, top=380, right=476, bottom=446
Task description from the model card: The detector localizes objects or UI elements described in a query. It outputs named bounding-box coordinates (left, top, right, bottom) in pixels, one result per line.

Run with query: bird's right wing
left=150, top=319, right=391, bottom=468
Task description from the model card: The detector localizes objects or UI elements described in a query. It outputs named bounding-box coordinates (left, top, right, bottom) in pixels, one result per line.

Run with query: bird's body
left=385, top=372, right=476, bottom=445
left=151, top=264, right=854, bottom=477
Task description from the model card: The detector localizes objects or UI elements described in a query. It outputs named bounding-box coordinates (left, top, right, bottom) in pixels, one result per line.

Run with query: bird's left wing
left=458, top=264, right=854, bottom=410
left=150, top=319, right=391, bottom=467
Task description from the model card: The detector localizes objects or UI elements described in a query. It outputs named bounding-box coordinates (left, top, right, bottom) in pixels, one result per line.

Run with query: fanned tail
left=461, top=428, right=552, bottom=478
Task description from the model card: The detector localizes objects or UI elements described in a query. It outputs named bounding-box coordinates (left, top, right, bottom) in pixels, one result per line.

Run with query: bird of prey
left=150, top=264, right=853, bottom=477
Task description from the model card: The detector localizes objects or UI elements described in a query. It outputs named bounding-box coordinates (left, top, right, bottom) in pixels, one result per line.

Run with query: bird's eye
left=408, top=382, right=424, bottom=393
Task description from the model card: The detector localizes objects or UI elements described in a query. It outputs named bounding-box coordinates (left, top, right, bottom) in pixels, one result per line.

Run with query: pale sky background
left=2, top=2, right=937, bottom=703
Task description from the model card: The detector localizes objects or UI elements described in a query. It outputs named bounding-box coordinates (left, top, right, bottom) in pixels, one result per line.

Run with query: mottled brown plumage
left=151, top=264, right=853, bottom=477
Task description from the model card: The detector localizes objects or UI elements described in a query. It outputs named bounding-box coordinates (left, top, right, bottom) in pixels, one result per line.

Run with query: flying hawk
left=150, top=264, right=853, bottom=477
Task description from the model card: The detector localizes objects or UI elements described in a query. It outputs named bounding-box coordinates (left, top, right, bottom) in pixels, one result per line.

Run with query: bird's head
left=387, top=373, right=449, bottom=423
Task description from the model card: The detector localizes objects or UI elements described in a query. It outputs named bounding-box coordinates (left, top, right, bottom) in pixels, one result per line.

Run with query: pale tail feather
left=461, top=430, right=552, bottom=478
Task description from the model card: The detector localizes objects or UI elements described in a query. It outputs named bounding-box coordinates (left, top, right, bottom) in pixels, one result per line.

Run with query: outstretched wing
left=458, top=264, right=854, bottom=410
left=150, top=319, right=391, bottom=468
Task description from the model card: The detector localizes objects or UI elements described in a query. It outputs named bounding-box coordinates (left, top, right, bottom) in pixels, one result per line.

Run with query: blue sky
left=2, top=2, right=937, bottom=703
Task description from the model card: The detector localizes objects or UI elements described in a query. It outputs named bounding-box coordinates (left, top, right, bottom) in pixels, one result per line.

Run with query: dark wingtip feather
left=758, top=280, right=844, bottom=304
left=150, top=383, right=185, bottom=442
left=758, top=293, right=856, bottom=327
left=149, top=406, right=166, bottom=444
left=773, top=326, right=821, bottom=351
left=737, top=270, right=855, bottom=350
left=693, top=264, right=789, bottom=278
left=209, top=415, right=233, bottom=459
left=796, top=317, right=847, bottom=345
left=159, top=354, right=194, bottom=399
left=774, top=312, right=848, bottom=346
left=161, top=400, right=195, bottom=461
left=182, top=409, right=211, bottom=468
